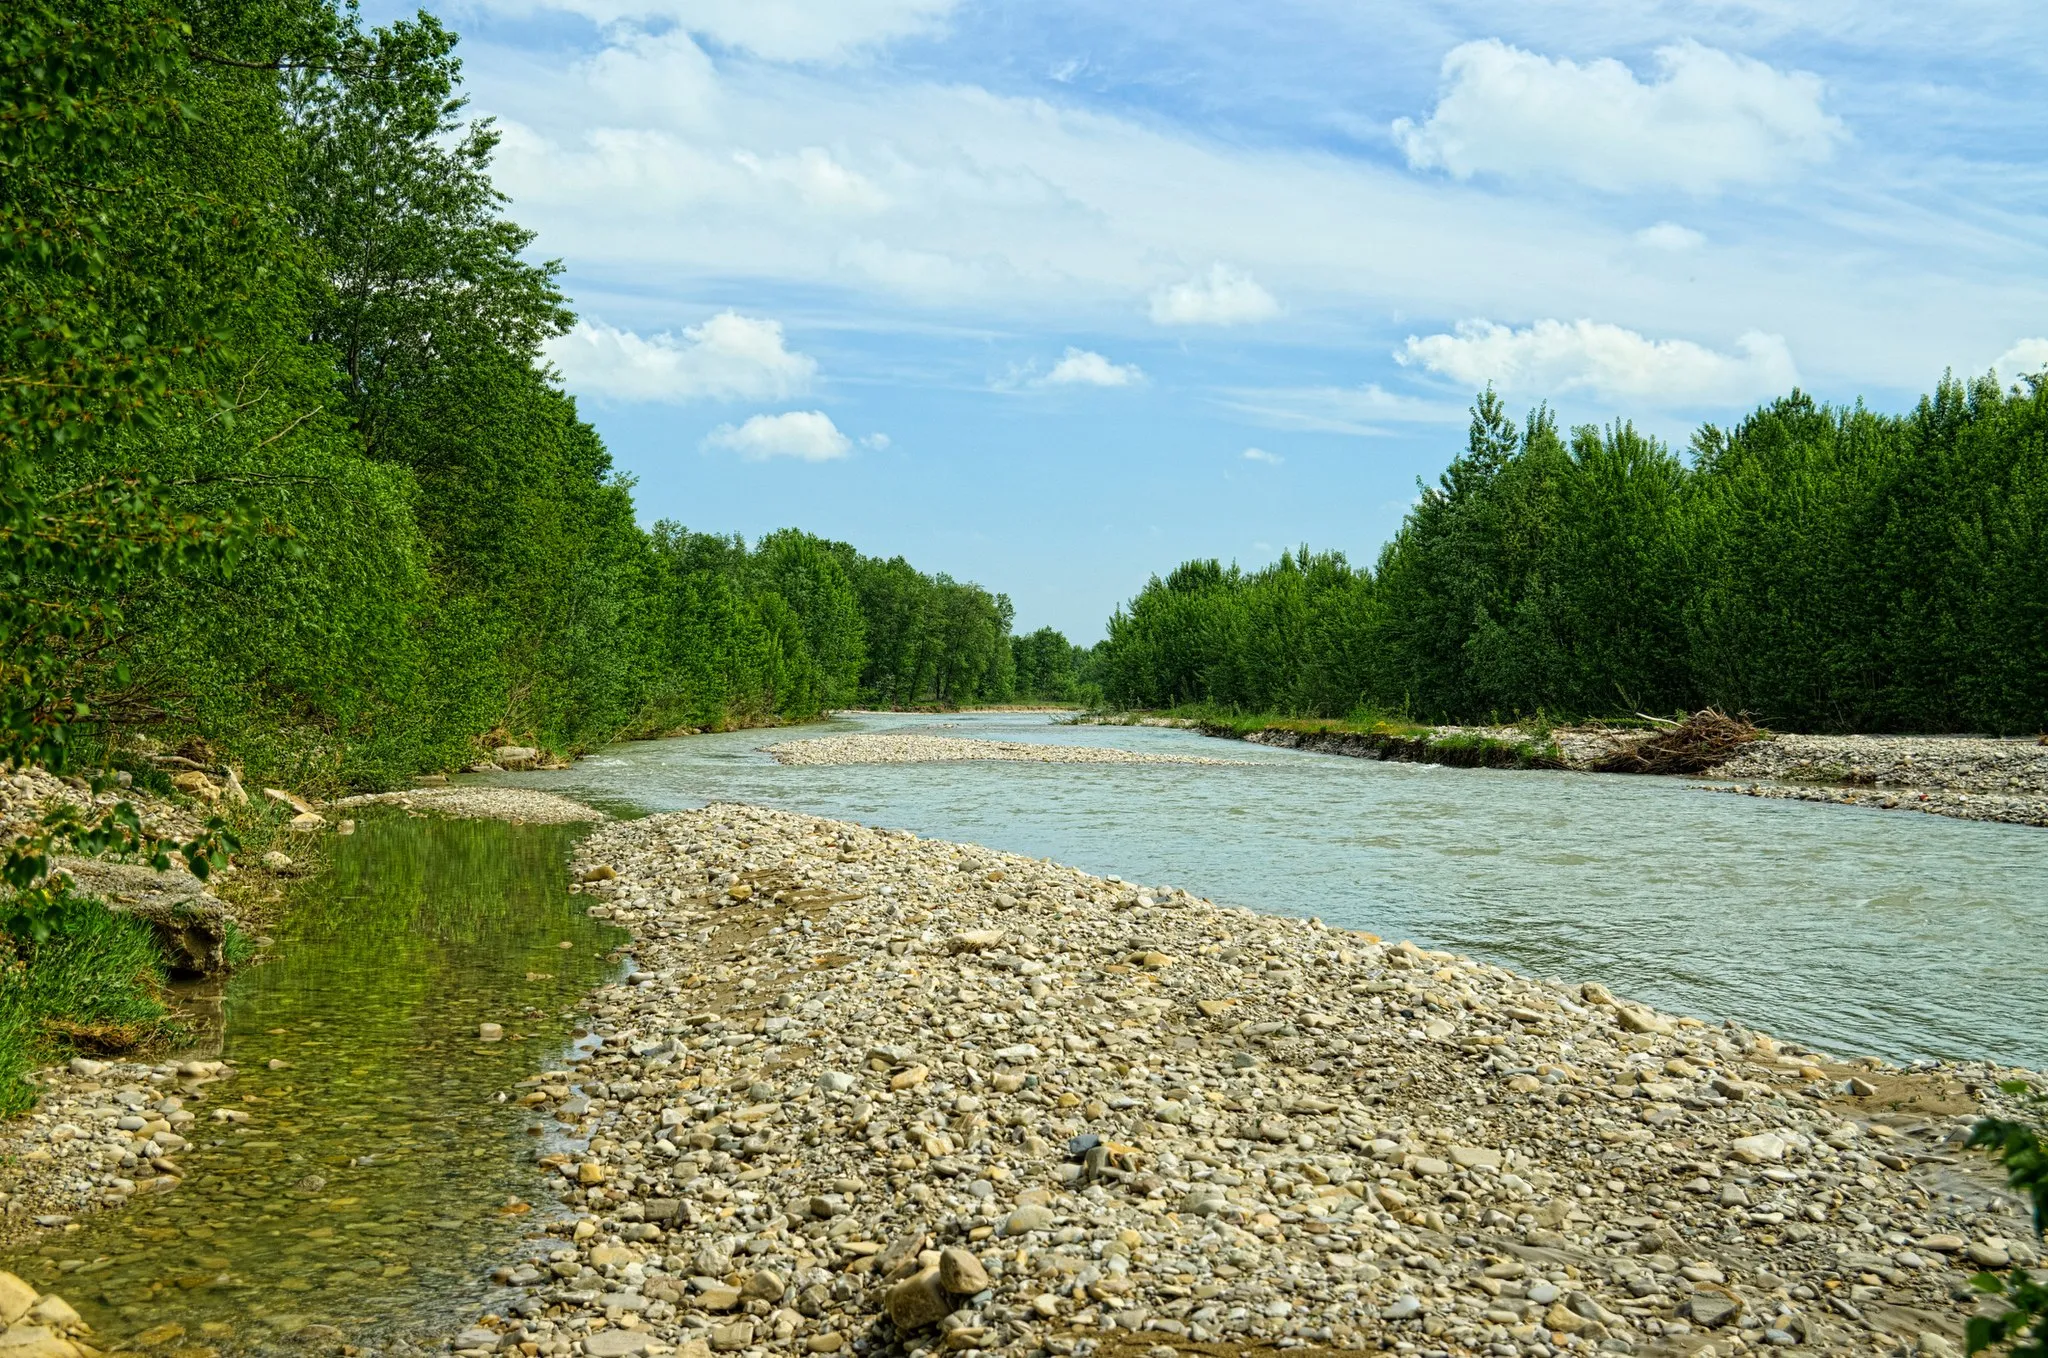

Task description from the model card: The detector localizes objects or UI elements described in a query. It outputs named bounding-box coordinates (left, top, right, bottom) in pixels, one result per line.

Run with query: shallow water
left=507, top=710, right=2048, bottom=1070
left=2, top=812, right=623, bottom=1350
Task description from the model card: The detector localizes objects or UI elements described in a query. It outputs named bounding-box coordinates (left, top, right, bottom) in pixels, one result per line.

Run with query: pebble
left=427, top=801, right=2042, bottom=1358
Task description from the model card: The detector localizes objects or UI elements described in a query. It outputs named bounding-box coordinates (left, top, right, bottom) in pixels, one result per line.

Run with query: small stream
left=1, top=811, right=624, bottom=1351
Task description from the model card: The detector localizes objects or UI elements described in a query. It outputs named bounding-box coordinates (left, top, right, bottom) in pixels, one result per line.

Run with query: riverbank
left=1085, top=715, right=2048, bottom=829
left=438, top=802, right=2039, bottom=1358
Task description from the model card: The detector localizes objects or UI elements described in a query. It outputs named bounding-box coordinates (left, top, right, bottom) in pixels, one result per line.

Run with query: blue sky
left=364, top=0, right=2048, bottom=641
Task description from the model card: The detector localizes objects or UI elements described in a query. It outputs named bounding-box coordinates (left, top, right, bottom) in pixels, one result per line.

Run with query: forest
left=2, top=0, right=1026, bottom=794
left=1098, top=383, right=2048, bottom=733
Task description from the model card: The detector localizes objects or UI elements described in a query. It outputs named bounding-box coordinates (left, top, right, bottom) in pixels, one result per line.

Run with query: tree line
left=1098, top=381, right=2048, bottom=733
left=3, top=0, right=1024, bottom=792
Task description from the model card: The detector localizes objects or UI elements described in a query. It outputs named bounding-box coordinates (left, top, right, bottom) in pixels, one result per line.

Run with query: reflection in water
left=2, top=812, right=623, bottom=1351
left=502, top=710, right=2048, bottom=1070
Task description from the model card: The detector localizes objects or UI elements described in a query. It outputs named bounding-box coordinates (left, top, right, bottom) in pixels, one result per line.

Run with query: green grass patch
left=0, top=902, right=181, bottom=1115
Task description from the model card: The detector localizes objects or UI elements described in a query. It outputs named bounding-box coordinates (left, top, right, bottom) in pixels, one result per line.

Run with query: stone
left=1615, top=1003, right=1673, bottom=1035
left=65, top=1059, right=105, bottom=1079
left=0, top=1328, right=78, bottom=1358
left=583, top=1331, right=651, bottom=1357
left=937, top=1246, right=990, bottom=1294
left=743, top=1268, right=786, bottom=1301
left=1731, top=1133, right=1788, bottom=1164
left=1544, top=1302, right=1587, bottom=1334
left=875, top=1227, right=927, bottom=1278
left=1922, top=1234, right=1966, bottom=1252
left=709, top=1323, right=755, bottom=1352
left=885, top=1268, right=953, bottom=1330
left=1383, top=1295, right=1421, bottom=1320
left=0, top=1273, right=37, bottom=1325
left=1966, top=1243, right=2011, bottom=1268
left=261, top=850, right=293, bottom=870
left=1686, top=1295, right=1741, bottom=1328
left=890, top=1065, right=929, bottom=1091
left=949, top=930, right=1005, bottom=953
left=1196, top=999, right=1237, bottom=1017
left=577, top=1160, right=608, bottom=1184
left=1448, top=1145, right=1501, bottom=1169
left=25, top=1296, right=79, bottom=1331
left=478, top=1023, right=504, bottom=1042
left=1004, top=1204, right=1056, bottom=1236
left=453, top=1328, right=504, bottom=1352
left=806, top=1334, right=845, bottom=1353
left=697, top=1285, right=742, bottom=1311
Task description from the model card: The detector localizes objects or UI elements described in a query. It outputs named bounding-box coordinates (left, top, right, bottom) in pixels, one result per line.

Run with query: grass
left=0, top=903, right=181, bottom=1115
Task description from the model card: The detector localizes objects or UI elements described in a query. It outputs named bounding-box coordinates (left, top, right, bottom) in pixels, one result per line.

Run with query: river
left=6, top=709, right=2039, bottom=1351
left=510, top=710, right=2047, bottom=1073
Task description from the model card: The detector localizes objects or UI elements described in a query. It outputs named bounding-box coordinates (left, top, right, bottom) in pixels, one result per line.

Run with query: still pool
left=1, top=812, right=623, bottom=1349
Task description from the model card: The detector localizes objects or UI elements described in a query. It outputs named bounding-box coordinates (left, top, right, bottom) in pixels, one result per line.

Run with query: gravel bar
left=333, top=785, right=606, bottom=823
left=763, top=735, right=1241, bottom=767
left=436, top=803, right=2037, bottom=1358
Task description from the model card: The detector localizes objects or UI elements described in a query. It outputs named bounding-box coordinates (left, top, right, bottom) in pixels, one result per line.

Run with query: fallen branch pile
left=1591, top=708, right=1766, bottom=775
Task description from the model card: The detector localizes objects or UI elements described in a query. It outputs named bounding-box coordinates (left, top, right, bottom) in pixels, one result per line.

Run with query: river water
left=511, top=710, right=2047, bottom=1072
left=1, top=813, right=623, bottom=1351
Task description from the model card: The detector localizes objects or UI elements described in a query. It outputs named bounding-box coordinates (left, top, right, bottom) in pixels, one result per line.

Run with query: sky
left=362, top=0, right=2048, bottom=641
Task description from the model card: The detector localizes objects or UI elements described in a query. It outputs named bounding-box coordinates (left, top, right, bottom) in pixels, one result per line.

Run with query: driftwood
left=52, top=857, right=234, bottom=975
left=1589, top=709, right=1765, bottom=775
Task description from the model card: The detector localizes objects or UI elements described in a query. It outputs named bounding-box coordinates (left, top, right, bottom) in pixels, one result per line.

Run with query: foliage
left=1966, top=1081, right=2048, bottom=1357
left=0, top=899, right=176, bottom=1114
left=1011, top=627, right=1099, bottom=705
left=1, top=0, right=1021, bottom=794
left=1100, top=378, right=2048, bottom=731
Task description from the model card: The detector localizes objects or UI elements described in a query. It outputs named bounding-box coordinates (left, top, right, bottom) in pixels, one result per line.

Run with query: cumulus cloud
left=488, top=0, right=958, bottom=63
left=702, top=411, right=853, bottom=461
left=1040, top=348, right=1143, bottom=387
left=1995, top=338, right=2048, bottom=377
left=546, top=314, right=815, bottom=403
left=1241, top=447, right=1283, bottom=464
left=1148, top=265, right=1281, bottom=326
left=1393, top=39, right=1846, bottom=194
left=1397, top=318, right=1798, bottom=405
left=1636, top=222, right=1706, bottom=251
left=861, top=432, right=892, bottom=450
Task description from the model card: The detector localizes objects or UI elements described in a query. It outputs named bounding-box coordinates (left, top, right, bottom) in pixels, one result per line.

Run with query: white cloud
left=546, top=313, right=816, bottom=403
left=1241, top=447, right=1283, bottom=464
left=1041, top=348, right=1144, bottom=387
left=1218, top=383, right=1466, bottom=436
left=1393, top=39, right=1847, bottom=194
left=1636, top=222, right=1706, bottom=251
left=1397, top=318, right=1799, bottom=406
left=1994, top=338, right=2048, bottom=377
left=1148, top=265, right=1281, bottom=326
left=702, top=411, right=853, bottom=461
left=861, top=432, right=892, bottom=449
left=488, top=0, right=958, bottom=63
left=734, top=148, right=889, bottom=211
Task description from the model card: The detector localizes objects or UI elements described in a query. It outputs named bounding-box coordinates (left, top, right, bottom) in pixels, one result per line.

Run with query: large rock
left=0, top=1328, right=79, bottom=1358
left=52, top=857, right=234, bottom=975
left=0, top=1272, right=36, bottom=1325
left=884, top=1268, right=952, bottom=1330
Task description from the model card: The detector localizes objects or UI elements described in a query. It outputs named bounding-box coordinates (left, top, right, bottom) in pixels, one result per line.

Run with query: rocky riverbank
left=1131, top=718, right=2048, bottom=829
left=439, top=803, right=2039, bottom=1358
left=762, top=735, right=1240, bottom=768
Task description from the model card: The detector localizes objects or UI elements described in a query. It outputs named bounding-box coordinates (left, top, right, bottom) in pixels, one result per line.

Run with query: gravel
left=762, top=736, right=1241, bottom=768
left=439, top=802, right=2040, bottom=1358
left=333, top=786, right=607, bottom=824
